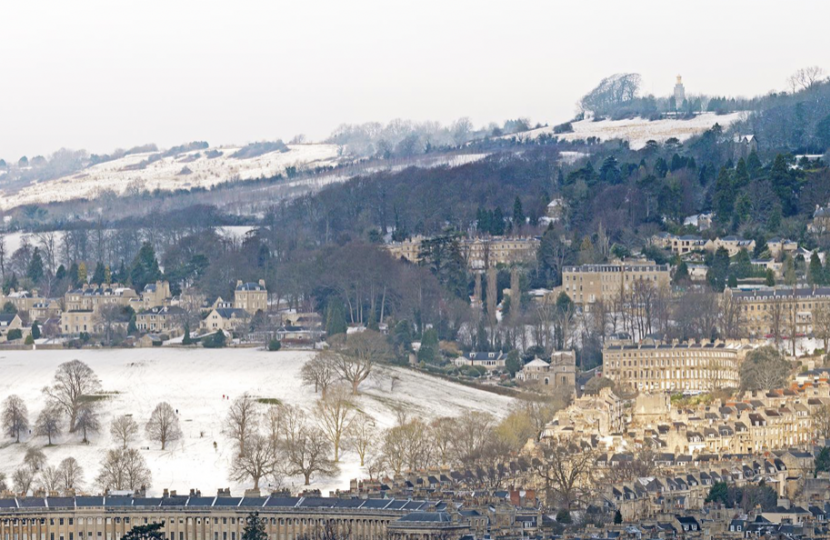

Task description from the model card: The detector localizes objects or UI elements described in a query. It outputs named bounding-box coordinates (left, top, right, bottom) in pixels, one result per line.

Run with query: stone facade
left=0, top=495, right=444, bottom=540
left=728, top=287, right=830, bottom=338
left=233, top=280, right=268, bottom=314
left=560, top=260, right=670, bottom=305
left=602, top=339, right=750, bottom=393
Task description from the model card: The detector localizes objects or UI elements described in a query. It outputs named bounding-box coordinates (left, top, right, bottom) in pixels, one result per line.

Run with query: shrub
left=7, top=329, right=22, bottom=341
left=202, top=332, right=226, bottom=349
left=267, top=339, right=282, bottom=351
left=24, top=334, right=34, bottom=345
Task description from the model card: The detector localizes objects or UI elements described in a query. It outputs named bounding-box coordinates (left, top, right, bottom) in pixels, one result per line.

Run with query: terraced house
left=602, top=339, right=750, bottom=393
left=0, top=494, right=469, bottom=540
left=727, top=287, right=830, bottom=338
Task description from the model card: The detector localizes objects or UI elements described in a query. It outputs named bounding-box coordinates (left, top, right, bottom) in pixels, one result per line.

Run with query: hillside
left=0, top=349, right=513, bottom=495
left=0, top=143, right=343, bottom=210
left=512, top=111, right=747, bottom=149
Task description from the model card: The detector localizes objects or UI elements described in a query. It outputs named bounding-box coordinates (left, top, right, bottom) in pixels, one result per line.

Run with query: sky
left=1, top=0, right=828, bottom=160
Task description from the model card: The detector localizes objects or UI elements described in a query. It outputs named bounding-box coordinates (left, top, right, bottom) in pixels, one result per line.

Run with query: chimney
left=236, top=280, right=243, bottom=287
left=163, top=488, right=169, bottom=498
left=259, top=279, right=266, bottom=288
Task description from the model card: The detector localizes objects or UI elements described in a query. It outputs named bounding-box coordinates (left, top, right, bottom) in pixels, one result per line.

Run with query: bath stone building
left=727, top=287, right=830, bottom=338
left=560, top=260, right=670, bottom=305
left=602, top=339, right=753, bottom=393
left=0, top=494, right=464, bottom=540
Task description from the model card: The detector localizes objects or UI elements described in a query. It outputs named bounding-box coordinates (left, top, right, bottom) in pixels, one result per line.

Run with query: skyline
left=1, top=0, right=828, bottom=159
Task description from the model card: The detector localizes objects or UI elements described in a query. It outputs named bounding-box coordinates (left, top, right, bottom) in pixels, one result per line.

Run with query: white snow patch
left=0, top=348, right=512, bottom=495
left=0, top=144, right=344, bottom=210
left=512, top=112, right=747, bottom=150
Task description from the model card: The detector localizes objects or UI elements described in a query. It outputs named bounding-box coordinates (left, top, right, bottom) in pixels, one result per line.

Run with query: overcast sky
left=1, top=0, right=827, bottom=160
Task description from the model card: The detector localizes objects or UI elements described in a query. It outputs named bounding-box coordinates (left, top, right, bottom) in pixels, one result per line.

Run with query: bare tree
left=815, top=303, right=830, bottom=352
left=301, top=354, right=337, bottom=398
left=42, top=360, right=101, bottom=432
left=145, top=402, right=182, bottom=450
left=327, top=330, right=391, bottom=394
left=430, top=417, right=458, bottom=468
left=2, top=395, right=29, bottom=443
left=13, top=467, right=35, bottom=495
left=35, top=403, right=64, bottom=445
left=277, top=404, right=338, bottom=485
left=531, top=439, right=599, bottom=510
left=24, top=447, right=47, bottom=471
left=96, top=448, right=151, bottom=491
left=75, top=402, right=100, bottom=443
left=345, top=412, right=377, bottom=467
left=452, top=411, right=495, bottom=466
left=224, top=393, right=260, bottom=455
left=39, top=465, right=62, bottom=492
left=58, top=457, right=83, bottom=490
left=110, top=415, right=139, bottom=448
left=788, top=66, right=827, bottom=93
left=230, top=433, right=279, bottom=490
left=314, top=385, right=354, bottom=462
left=365, top=455, right=386, bottom=482
left=0, top=472, right=7, bottom=492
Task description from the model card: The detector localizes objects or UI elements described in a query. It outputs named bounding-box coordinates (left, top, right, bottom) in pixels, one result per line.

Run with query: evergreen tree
left=68, top=262, right=80, bottom=287
left=417, top=328, right=440, bottom=364
left=713, top=167, right=734, bottom=223
left=673, top=261, right=690, bottom=284
left=127, top=313, right=138, bottom=335
left=734, top=157, right=749, bottom=188
left=325, top=301, right=347, bottom=336
left=182, top=324, right=193, bottom=345
left=746, top=149, right=762, bottom=177
left=654, top=157, right=668, bottom=178
left=491, top=207, right=505, bottom=235
left=770, top=154, right=796, bottom=216
left=707, top=247, right=731, bottom=292
left=810, top=252, right=824, bottom=286
left=765, top=269, right=776, bottom=287
left=599, top=156, right=620, bottom=183
left=27, top=248, right=44, bottom=283
left=130, top=242, right=162, bottom=291
left=241, top=513, right=267, bottom=540
left=512, top=196, right=525, bottom=228
left=614, top=510, right=623, bottom=525
left=505, top=349, right=522, bottom=377
left=55, top=264, right=66, bottom=281
left=122, top=523, right=165, bottom=540
left=816, top=447, right=830, bottom=477
left=31, top=321, right=40, bottom=340
left=92, top=262, right=106, bottom=285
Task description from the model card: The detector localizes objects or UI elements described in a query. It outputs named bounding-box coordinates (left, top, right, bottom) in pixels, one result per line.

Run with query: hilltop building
left=674, top=75, right=686, bottom=106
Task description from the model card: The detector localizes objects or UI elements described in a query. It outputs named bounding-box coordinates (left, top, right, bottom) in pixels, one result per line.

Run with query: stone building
left=64, top=284, right=139, bottom=313
left=383, top=236, right=539, bottom=271
left=728, top=287, right=830, bottom=338
left=602, top=339, right=750, bottom=393
left=560, top=260, right=670, bottom=305
left=233, top=280, right=268, bottom=314
left=0, top=494, right=446, bottom=540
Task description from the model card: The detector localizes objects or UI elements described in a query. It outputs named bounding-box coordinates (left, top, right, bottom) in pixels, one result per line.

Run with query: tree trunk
left=304, top=473, right=311, bottom=485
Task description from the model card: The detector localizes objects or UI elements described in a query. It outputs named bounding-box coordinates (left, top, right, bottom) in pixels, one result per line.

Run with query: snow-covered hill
left=512, top=111, right=747, bottom=149
left=0, top=349, right=512, bottom=495
left=0, top=144, right=344, bottom=210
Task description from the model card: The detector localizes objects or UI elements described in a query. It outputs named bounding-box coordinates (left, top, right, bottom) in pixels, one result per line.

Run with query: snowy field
left=0, top=349, right=513, bottom=496
left=0, top=144, right=344, bottom=210
left=512, top=112, right=747, bottom=149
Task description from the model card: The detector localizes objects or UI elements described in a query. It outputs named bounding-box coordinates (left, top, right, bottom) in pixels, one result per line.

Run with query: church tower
left=674, top=75, right=686, bottom=107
